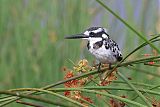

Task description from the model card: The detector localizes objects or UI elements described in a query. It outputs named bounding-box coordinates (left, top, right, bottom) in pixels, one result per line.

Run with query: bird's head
left=65, top=27, right=109, bottom=42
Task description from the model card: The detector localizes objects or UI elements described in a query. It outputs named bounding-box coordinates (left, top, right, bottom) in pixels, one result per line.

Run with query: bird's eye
left=90, top=32, right=94, bottom=36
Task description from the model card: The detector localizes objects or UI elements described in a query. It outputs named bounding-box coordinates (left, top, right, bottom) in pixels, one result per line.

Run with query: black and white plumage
left=65, top=27, right=123, bottom=65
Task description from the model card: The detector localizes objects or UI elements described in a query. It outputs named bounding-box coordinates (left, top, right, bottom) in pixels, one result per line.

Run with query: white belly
left=89, top=45, right=117, bottom=64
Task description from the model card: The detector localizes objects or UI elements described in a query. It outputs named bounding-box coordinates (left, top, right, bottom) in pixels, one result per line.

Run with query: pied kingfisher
left=65, top=27, right=123, bottom=69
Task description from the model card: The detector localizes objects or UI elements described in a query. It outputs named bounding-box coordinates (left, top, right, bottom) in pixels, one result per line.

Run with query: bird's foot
left=97, top=63, right=101, bottom=72
left=108, top=64, right=112, bottom=70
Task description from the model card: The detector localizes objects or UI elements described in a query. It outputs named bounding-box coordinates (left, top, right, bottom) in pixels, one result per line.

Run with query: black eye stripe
left=89, top=31, right=109, bottom=38
left=90, top=32, right=94, bottom=35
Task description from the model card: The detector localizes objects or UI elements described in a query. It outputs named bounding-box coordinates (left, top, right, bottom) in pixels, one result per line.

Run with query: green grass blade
left=95, top=0, right=160, bottom=53
left=117, top=72, right=152, bottom=107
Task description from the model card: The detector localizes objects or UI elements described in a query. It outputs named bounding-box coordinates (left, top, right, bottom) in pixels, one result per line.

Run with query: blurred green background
left=0, top=0, right=160, bottom=106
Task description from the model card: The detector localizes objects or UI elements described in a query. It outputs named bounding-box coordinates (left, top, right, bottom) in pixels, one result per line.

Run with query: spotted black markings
left=105, top=42, right=109, bottom=49
left=104, top=38, right=123, bottom=61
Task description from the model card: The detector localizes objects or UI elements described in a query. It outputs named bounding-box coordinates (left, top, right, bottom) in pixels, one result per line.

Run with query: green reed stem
left=96, top=0, right=160, bottom=53
left=117, top=72, right=152, bottom=107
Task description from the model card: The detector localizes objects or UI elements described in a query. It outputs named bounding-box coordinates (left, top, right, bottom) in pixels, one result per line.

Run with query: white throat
left=88, top=37, right=102, bottom=48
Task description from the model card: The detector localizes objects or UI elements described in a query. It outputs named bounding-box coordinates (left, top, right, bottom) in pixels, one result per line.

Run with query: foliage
left=0, top=0, right=160, bottom=107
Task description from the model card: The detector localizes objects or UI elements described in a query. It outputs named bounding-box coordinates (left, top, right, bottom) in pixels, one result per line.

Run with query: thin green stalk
left=16, top=87, right=160, bottom=96
left=18, top=88, right=84, bottom=107
left=62, top=89, right=146, bottom=106
left=0, top=88, right=84, bottom=106
left=2, top=54, right=159, bottom=106
left=0, top=89, right=84, bottom=107
left=1, top=35, right=160, bottom=106
left=144, top=63, right=160, bottom=67
left=79, top=98, right=97, bottom=107
left=112, top=80, right=160, bottom=89
left=117, top=72, right=152, bottom=107
left=122, top=37, right=160, bottom=62
left=9, top=87, right=160, bottom=101
left=8, top=88, right=146, bottom=107
left=119, top=55, right=160, bottom=67
left=113, top=34, right=160, bottom=68
left=0, top=69, right=103, bottom=106
left=96, top=0, right=160, bottom=53
left=132, top=84, right=160, bottom=100
left=125, top=66, right=160, bottom=78
left=0, top=91, right=71, bottom=107
left=101, top=36, right=160, bottom=83
left=0, top=96, right=15, bottom=103
left=50, top=87, right=159, bottom=97
left=101, top=55, right=160, bottom=84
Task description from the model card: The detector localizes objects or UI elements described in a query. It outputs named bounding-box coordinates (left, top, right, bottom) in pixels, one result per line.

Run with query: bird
left=65, top=27, right=123, bottom=69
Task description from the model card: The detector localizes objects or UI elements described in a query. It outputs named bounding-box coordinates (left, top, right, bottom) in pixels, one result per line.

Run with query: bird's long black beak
left=65, top=34, right=88, bottom=39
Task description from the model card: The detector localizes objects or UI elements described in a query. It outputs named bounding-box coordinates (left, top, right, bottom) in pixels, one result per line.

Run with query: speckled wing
left=104, top=38, right=123, bottom=61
